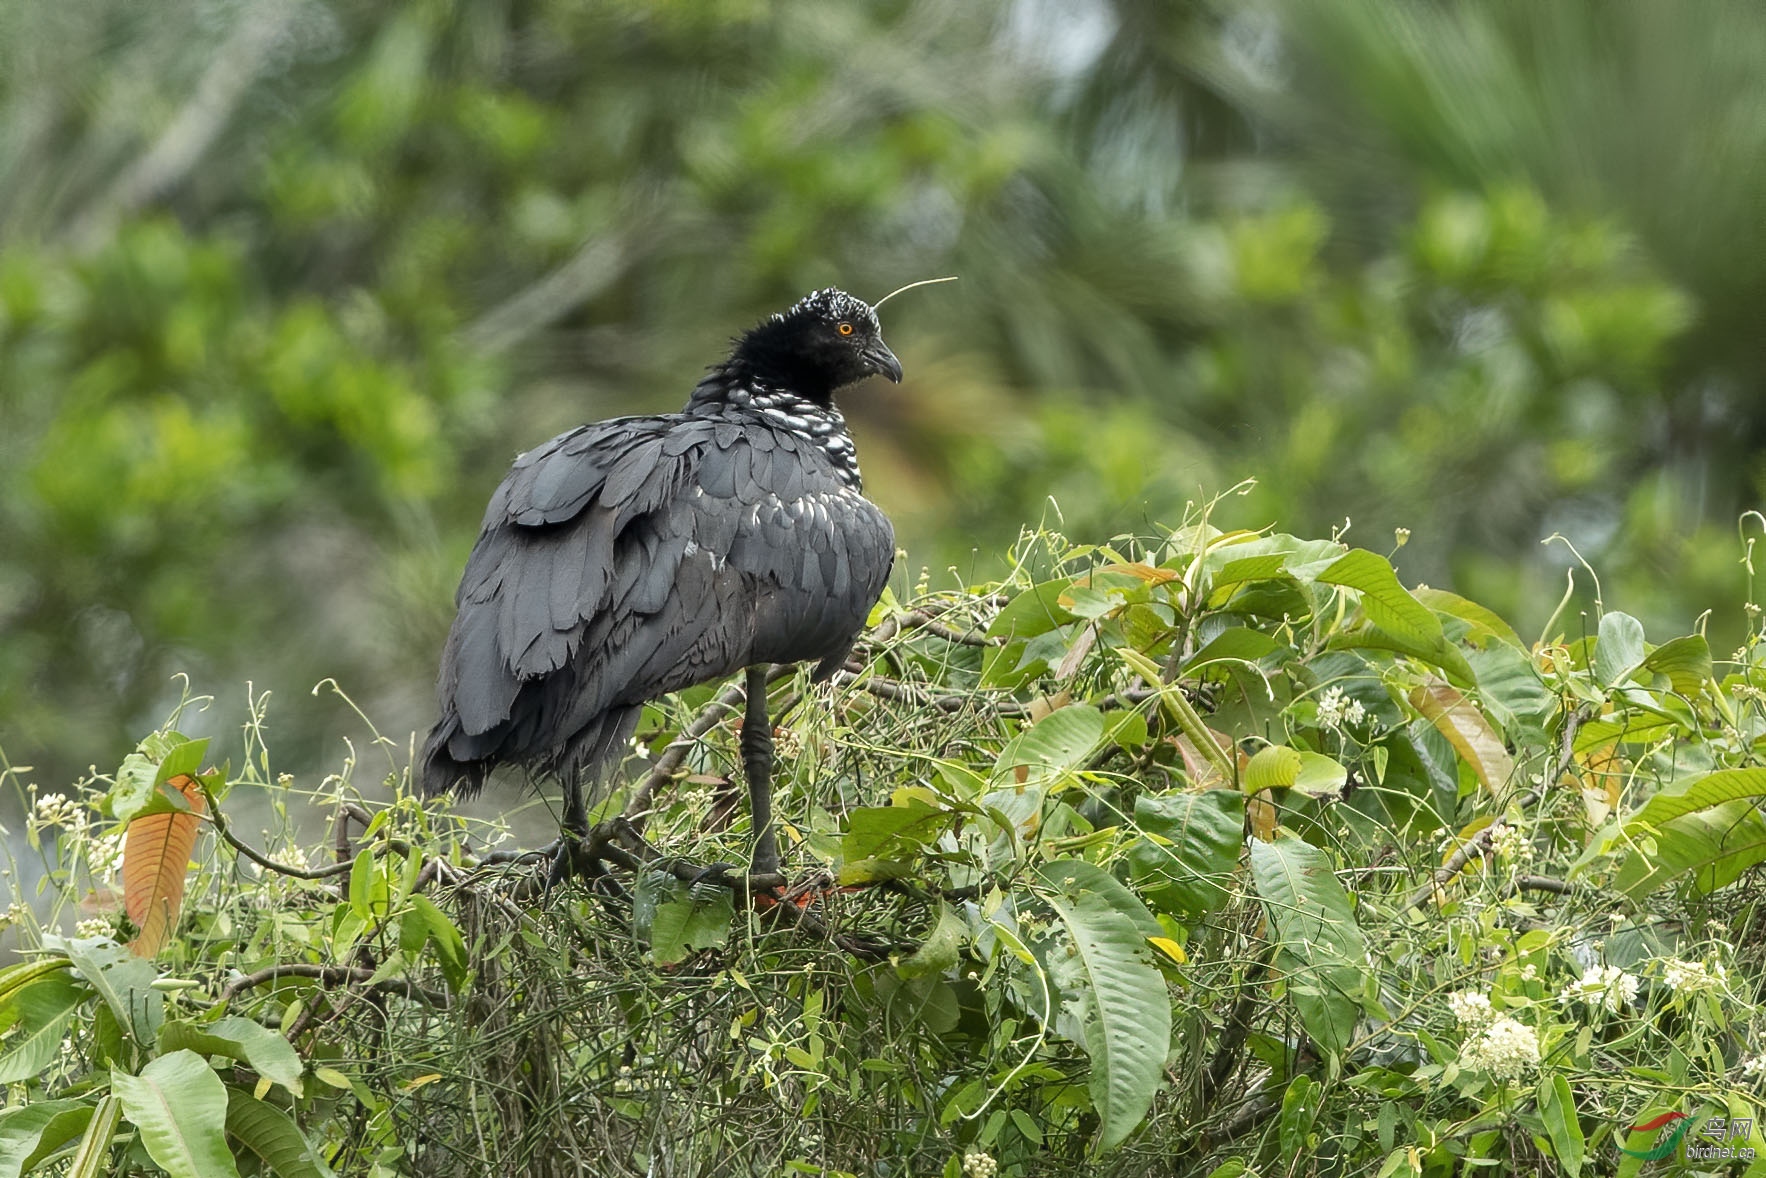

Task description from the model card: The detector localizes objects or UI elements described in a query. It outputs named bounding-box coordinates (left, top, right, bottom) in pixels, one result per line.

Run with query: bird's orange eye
left=838, top=322, right=854, bottom=336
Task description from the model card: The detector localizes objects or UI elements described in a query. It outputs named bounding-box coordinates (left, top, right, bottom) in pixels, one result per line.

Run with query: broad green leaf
left=1182, top=627, right=1285, bottom=674
left=1408, top=683, right=1514, bottom=792
left=54, top=936, right=162, bottom=1043
left=1248, top=833, right=1368, bottom=1058
left=1538, top=1074, right=1585, bottom=1178
left=1327, top=624, right=1477, bottom=685
left=995, top=705, right=1104, bottom=780
left=1642, top=635, right=1713, bottom=695
left=224, top=1088, right=337, bottom=1178
left=1316, top=549, right=1443, bottom=647
left=0, top=976, right=84, bottom=1084
left=1622, top=768, right=1766, bottom=833
left=1613, top=800, right=1766, bottom=899
left=1244, top=746, right=1346, bottom=799
left=1465, top=643, right=1555, bottom=733
left=1032, top=860, right=1168, bottom=1153
left=1279, top=1073, right=1321, bottom=1157
left=402, top=895, right=469, bottom=993
left=0, top=1099, right=92, bottom=1178
left=1413, top=587, right=1524, bottom=648
left=1127, top=790, right=1244, bottom=919
left=898, top=902, right=966, bottom=978
left=110, top=753, right=160, bottom=824
left=1244, top=746, right=1302, bottom=793
left=1595, top=611, right=1647, bottom=687
left=982, top=580, right=1076, bottom=688
left=646, top=881, right=735, bottom=966
left=0, top=957, right=73, bottom=1006
left=112, top=1051, right=241, bottom=1178
left=158, top=1016, right=305, bottom=1097
left=844, top=793, right=947, bottom=861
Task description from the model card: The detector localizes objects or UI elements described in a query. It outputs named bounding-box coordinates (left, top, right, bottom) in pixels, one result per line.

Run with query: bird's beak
left=864, top=342, right=903, bottom=383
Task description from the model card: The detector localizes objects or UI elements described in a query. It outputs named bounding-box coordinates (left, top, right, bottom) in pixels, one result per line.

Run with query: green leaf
left=843, top=792, right=948, bottom=861
left=1279, top=1074, right=1321, bottom=1157
left=647, top=881, right=736, bottom=967
left=53, top=936, right=162, bottom=1043
left=1127, top=791, right=1244, bottom=919
left=405, top=895, right=470, bottom=993
left=112, top=1051, right=242, bottom=1178
left=1248, top=833, right=1369, bottom=1058
left=110, top=753, right=160, bottom=823
left=1537, top=1074, right=1585, bottom=1178
left=1624, top=768, right=1766, bottom=832
left=1244, top=746, right=1302, bottom=793
left=1641, top=635, right=1713, bottom=695
left=66, top=1094, right=122, bottom=1178
left=982, top=579, right=1076, bottom=688
left=1413, top=587, right=1524, bottom=648
left=898, top=902, right=966, bottom=979
left=995, top=706, right=1105, bottom=780
left=158, top=1016, right=306, bottom=1097
left=1245, top=746, right=1347, bottom=799
left=1595, top=612, right=1647, bottom=687
left=224, top=1087, right=338, bottom=1178
left=0, top=1100, right=94, bottom=1178
left=1408, top=683, right=1514, bottom=792
left=1182, top=627, right=1285, bottom=674
left=1614, top=799, right=1766, bottom=899
left=0, top=976, right=84, bottom=1084
left=1316, top=549, right=1443, bottom=648
left=1032, top=860, right=1168, bottom=1153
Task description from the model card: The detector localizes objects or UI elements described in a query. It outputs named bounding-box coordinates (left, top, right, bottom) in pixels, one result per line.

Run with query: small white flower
left=963, top=1151, right=998, bottom=1178
left=1459, top=1015, right=1541, bottom=1082
left=1659, top=957, right=1728, bottom=995
left=1449, top=990, right=1495, bottom=1030
left=87, top=830, right=126, bottom=883
left=1519, top=964, right=1539, bottom=982
left=75, top=917, right=114, bottom=940
left=1558, top=965, right=1639, bottom=1014
left=1741, top=1055, right=1766, bottom=1079
left=1487, top=823, right=1535, bottom=862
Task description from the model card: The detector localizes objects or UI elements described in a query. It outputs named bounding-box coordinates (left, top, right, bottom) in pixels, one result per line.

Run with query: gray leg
left=741, top=665, right=779, bottom=876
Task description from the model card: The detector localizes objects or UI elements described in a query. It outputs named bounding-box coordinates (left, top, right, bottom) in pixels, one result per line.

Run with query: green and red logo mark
left=1620, top=1111, right=1691, bottom=1160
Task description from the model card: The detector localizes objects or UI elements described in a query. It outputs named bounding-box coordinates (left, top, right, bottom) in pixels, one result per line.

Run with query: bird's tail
left=417, top=719, right=490, bottom=800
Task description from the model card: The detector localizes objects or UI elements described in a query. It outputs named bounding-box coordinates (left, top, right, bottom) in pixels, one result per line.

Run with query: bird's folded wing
left=441, top=415, right=890, bottom=738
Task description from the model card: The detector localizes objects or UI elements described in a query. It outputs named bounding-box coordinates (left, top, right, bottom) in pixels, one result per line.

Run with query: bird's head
left=731, top=288, right=902, bottom=401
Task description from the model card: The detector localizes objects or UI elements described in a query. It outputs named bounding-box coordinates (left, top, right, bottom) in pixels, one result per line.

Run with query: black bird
left=420, top=288, right=902, bottom=879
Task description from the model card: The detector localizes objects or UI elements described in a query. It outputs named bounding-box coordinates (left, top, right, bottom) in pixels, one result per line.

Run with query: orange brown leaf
left=123, top=773, right=206, bottom=957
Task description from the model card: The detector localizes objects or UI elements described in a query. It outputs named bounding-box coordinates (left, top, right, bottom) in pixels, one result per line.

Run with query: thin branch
left=219, top=964, right=448, bottom=1008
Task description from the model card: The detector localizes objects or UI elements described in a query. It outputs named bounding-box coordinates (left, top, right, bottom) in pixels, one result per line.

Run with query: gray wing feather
left=432, top=412, right=893, bottom=783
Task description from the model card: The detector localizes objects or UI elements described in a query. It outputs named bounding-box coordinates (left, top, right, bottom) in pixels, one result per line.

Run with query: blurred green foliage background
left=3, top=0, right=1763, bottom=784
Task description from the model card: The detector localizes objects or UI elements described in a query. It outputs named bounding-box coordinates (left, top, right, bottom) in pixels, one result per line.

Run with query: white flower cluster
left=1316, top=686, right=1367, bottom=730
left=29, top=791, right=89, bottom=836
left=87, top=830, right=126, bottom=883
left=75, top=917, right=115, bottom=940
left=1741, top=1055, right=1766, bottom=1079
left=1558, top=965, right=1640, bottom=1014
left=1449, top=989, right=1495, bottom=1029
left=1659, top=957, right=1728, bottom=995
left=1487, top=823, right=1535, bottom=862
left=962, top=1151, right=998, bottom=1178
left=1459, top=1015, right=1541, bottom=1082
left=0, top=901, right=29, bottom=928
